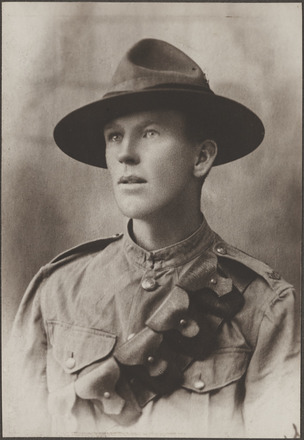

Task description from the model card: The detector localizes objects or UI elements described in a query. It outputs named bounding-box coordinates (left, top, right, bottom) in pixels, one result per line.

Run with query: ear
left=193, top=139, right=218, bottom=178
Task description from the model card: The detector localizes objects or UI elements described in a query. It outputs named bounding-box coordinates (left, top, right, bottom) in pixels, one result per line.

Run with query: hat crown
left=107, top=38, right=211, bottom=95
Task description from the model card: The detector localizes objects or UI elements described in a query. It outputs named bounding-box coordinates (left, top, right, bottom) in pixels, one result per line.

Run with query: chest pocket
left=182, top=348, right=251, bottom=393
left=47, top=320, right=117, bottom=375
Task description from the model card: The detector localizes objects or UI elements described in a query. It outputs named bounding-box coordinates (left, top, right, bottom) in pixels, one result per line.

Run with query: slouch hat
left=54, top=38, right=264, bottom=167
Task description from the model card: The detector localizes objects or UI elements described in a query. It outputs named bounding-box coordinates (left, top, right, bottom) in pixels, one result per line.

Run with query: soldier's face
left=104, top=109, right=200, bottom=220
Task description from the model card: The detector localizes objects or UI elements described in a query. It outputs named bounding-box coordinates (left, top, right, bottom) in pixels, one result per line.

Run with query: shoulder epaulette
left=212, top=239, right=292, bottom=292
left=50, top=233, right=123, bottom=264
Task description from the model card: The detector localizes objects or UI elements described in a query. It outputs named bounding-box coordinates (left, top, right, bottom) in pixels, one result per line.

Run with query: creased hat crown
left=105, top=38, right=211, bottom=96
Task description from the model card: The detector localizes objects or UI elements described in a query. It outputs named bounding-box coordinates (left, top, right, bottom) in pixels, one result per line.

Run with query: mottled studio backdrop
left=2, top=3, right=301, bottom=341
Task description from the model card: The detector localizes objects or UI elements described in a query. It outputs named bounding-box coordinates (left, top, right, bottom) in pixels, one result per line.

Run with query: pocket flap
left=47, top=320, right=116, bottom=374
left=182, top=349, right=250, bottom=393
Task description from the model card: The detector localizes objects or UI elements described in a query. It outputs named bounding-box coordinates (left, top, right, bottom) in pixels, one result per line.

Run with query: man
left=6, top=38, right=300, bottom=437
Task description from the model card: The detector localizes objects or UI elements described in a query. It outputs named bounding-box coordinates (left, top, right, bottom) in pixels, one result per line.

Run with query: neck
left=131, top=206, right=204, bottom=251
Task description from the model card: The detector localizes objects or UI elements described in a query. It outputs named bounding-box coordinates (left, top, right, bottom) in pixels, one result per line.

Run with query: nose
left=118, top=136, right=140, bottom=165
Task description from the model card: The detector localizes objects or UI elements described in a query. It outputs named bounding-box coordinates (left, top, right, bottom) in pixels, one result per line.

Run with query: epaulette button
left=215, top=245, right=227, bottom=255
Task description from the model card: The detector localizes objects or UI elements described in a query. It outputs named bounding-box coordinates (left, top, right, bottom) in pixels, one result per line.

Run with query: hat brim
left=53, top=88, right=265, bottom=168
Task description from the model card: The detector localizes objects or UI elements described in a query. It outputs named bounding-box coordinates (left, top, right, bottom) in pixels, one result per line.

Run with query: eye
left=143, top=129, right=159, bottom=139
left=106, top=132, right=122, bottom=143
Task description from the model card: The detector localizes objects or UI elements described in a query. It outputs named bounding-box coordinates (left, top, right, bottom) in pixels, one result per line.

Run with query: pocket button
left=65, top=357, right=76, bottom=369
left=194, top=380, right=205, bottom=390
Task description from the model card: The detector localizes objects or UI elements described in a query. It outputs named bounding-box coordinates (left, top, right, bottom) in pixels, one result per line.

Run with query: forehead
left=104, top=109, right=188, bottom=131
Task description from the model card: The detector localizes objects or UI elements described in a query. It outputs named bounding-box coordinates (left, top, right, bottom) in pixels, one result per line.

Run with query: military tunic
left=5, top=217, right=300, bottom=437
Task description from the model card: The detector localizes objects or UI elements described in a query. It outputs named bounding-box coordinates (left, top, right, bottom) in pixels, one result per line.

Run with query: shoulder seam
left=253, top=284, right=296, bottom=349
left=49, top=233, right=123, bottom=264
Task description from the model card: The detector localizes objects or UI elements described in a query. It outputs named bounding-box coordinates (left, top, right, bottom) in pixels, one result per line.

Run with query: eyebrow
left=104, top=122, right=122, bottom=131
left=104, top=118, right=161, bottom=132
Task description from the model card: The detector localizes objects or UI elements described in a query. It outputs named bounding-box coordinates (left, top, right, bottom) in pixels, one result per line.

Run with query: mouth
left=118, top=175, right=147, bottom=184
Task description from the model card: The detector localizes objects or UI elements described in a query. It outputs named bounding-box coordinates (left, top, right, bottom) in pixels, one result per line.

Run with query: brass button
left=194, top=380, right=205, bottom=390
left=127, top=333, right=135, bottom=341
left=215, top=245, right=227, bottom=255
left=103, top=392, right=111, bottom=399
left=141, top=277, right=157, bottom=291
left=210, top=278, right=217, bottom=285
left=147, top=356, right=155, bottom=364
left=65, top=357, right=76, bottom=369
left=179, top=319, right=187, bottom=327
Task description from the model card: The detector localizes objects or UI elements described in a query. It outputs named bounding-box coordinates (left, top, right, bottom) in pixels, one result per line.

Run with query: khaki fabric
left=5, top=218, right=300, bottom=437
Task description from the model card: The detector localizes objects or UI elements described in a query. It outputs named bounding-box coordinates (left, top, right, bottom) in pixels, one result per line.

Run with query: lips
left=118, top=175, right=147, bottom=184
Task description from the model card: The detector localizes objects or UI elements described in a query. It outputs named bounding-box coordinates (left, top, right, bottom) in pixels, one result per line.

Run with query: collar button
left=147, top=355, right=155, bottom=364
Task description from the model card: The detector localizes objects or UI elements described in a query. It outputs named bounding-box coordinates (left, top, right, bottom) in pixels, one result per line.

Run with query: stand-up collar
left=123, top=216, right=216, bottom=270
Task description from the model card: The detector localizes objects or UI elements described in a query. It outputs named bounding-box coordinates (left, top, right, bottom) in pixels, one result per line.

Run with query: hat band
left=103, top=83, right=215, bottom=99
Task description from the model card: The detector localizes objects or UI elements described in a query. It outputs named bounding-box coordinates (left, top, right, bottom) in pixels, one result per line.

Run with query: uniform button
left=141, top=277, right=157, bottom=291
left=194, top=380, right=205, bottom=390
left=147, top=356, right=155, bottom=364
left=103, top=392, right=111, bottom=399
left=179, top=319, right=187, bottom=327
left=215, top=245, right=227, bottom=255
left=210, top=278, right=217, bottom=285
left=65, top=357, right=76, bottom=369
left=127, top=333, right=135, bottom=340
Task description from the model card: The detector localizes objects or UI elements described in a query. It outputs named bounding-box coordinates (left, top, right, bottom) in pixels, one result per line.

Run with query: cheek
left=152, top=150, right=194, bottom=189
left=105, top=151, right=117, bottom=178
left=105, top=148, right=112, bottom=166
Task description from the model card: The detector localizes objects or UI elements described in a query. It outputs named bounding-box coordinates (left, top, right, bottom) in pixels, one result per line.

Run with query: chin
left=115, top=200, right=160, bottom=220
left=119, top=207, right=155, bottom=220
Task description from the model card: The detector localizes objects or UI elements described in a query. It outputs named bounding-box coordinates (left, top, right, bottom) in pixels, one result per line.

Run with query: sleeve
left=3, top=268, right=52, bottom=436
left=243, top=286, right=300, bottom=438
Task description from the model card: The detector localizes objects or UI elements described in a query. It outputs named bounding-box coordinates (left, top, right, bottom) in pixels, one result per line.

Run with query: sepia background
left=2, top=3, right=302, bottom=342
